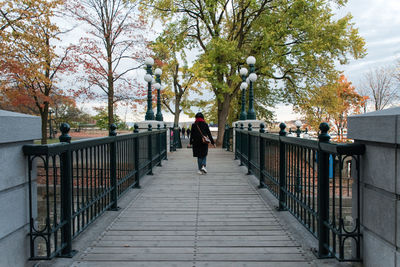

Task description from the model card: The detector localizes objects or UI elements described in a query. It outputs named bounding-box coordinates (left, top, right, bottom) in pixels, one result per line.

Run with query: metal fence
left=222, top=125, right=233, bottom=151
left=235, top=122, right=364, bottom=261
left=169, top=127, right=182, bottom=151
left=23, top=123, right=167, bottom=260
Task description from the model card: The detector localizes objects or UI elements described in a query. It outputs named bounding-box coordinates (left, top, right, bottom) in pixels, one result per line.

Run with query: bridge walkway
left=71, top=148, right=313, bottom=267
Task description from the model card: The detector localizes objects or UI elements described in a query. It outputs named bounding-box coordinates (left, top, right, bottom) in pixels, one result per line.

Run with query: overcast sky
left=67, top=1, right=400, bottom=123
left=274, top=0, right=400, bottom=122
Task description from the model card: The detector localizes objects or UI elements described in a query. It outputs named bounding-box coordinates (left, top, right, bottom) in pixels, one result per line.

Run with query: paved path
left=72, top=148, right=312, bottom=267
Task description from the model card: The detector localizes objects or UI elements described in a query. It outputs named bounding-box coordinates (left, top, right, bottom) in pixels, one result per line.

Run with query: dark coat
left=190, top=121, right=215, bottom=158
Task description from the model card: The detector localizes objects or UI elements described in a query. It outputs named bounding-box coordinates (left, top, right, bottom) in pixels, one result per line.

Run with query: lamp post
left=144, top=57, right=155, bottom=120
left=295, top=120, right=302, bottom=137
left=154, top=68, right=163, bottom=121
left=246, top=56, right=257, bottom=120
left=239, top=67, right=248, bottom=120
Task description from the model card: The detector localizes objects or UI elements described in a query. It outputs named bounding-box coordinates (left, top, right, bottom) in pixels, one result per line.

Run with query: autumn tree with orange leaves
left=0, top=0, right=74, bottom=144
left=296, top=75, right=367, bottom=141
left=67, top=0, right=149, bottom=126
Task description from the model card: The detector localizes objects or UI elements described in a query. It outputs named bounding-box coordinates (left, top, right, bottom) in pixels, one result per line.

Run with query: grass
left=34, top=138, right=63, bottom=145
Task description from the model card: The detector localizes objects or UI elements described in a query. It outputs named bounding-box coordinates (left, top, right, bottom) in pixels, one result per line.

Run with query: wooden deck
left=72, top=148, right=312, bottom=267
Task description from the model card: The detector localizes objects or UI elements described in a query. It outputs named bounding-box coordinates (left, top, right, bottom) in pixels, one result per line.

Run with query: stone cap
left=347, top=107, right=400, bottom=144
left=0, top=110, right=41, bottom=144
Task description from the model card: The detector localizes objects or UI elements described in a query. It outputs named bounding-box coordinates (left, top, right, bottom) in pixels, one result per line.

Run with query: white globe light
left=154, top=83, right=161, bottom=90
left=154, top=68, right=162, bottom=76
left=151, top=77, right=156, bottom=84
left=246, top=77, right=250, bottom=84
left=249, top=73, right=257, bottom=82
left=240, top=82, right=248, bottom=90
left=144, top=57, right=154, bottom=66
left=144, top=74, right=153, bottom=82
left=295, top=120, right=302, bottom=127
left=246, top=56, right=256, bottom=65
left=239, top=67, right=248, bottom=76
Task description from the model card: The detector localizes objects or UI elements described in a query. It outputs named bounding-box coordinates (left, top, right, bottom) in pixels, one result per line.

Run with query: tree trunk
left=216, top=93, right=231, bottom=146
left=107, top=48, right=114, bottom=126
left=174, top=96, right=181, bottom=126
left=40, top=104, right=49, bottom=144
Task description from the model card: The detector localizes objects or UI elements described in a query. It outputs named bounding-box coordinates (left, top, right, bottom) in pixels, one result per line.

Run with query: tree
left=361, top=66, right=400, bottom=111
left=68, top=0, right=149, bottom=127
left=92, top=107, right=128, bottom=130
left=0, top=0, right=72, bottom=144
left=151, top=26, right=205, bottom=126
left=139, top=0, right=365, bottom=145
left=296, top=75, right=366, bottom=140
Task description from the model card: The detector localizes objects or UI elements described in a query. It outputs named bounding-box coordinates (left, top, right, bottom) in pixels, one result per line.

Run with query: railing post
left=164, top=124, right=168, bottom=160
left=109, top=124, right=119, bottom=211
left=247, top=123, right=252, bottom=175
left=239, top=123, right=244, bottom=166
left=227, top=125, right=231, bottom=151
left=157, top=124, right=162, bottom=166
left=234, top=123, right=238, bottom=159
left=148, top=124, right=153, bottom=175
left=278, top=123, right=287, bottom=211
left=258, top=123, right=265, bottom=188
left=317, top=122, right=331, bottom=258
left=58, top=123, right=76, bottom=257
left=133, top=124, right=141, bottom=188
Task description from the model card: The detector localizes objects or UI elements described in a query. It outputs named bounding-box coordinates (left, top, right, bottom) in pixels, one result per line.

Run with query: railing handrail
left=23, top=129, right=167, bottom=156
left=235, top=128, right=365, bottom=155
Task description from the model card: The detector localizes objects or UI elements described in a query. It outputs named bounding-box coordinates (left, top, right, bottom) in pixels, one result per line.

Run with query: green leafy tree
left=139, top=0, right=365, bottom=145
left=151, top=25, right=206, bottom=126
left=296, top=75, right=366, bottom=140
left=93, top=107, right=128, bottom=130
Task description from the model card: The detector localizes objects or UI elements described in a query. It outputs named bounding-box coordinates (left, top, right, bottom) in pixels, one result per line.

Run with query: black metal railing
left=235, top=122, right=364, bottom=261
left=222, top=125, right=233, bottom=151
left=169, top=126, right=182, bottom=151
left=23, top=123, right=167, bottom=260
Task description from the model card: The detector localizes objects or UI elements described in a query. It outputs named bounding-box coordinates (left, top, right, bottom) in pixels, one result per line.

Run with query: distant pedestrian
left=186, top=128, right=191, bottom=139
left=190, top=112, right=215, bottom=174
left=182, top=126, right=186, bottom=139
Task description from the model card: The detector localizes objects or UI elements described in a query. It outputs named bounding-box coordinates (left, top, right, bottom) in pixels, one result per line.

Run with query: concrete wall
left=0, top=110, right=41, bottom=267
left=348, top=107, right=400, bottom=267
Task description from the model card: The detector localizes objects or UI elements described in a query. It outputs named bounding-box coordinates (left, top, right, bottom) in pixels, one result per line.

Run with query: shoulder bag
left=196, top=123, right=211, bottom=144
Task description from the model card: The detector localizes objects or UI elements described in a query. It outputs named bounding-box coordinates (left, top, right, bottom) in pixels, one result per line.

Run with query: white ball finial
left=154, top=83, right=161, bottom=90
left=249, top=73, right=257, bottom=82
left=239, top=67, right=248, bottom=76
left=144, top=74, right=153, bottom=82
left=144, top=57, right=154, bottom=66
left=246, top=56, right=256, bottom=65
left=154, top=68, right=162, bottom=76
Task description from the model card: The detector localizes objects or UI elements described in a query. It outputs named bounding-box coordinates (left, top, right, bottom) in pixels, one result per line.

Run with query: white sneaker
left=201, top=166, right=207, bottom=174
left=197, top=170, right=203, bottom=175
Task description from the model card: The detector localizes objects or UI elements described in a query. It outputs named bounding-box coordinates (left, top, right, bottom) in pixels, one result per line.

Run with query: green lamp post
left=246, top=56, right=257, bottom=120
left=239, top=67, right=248, bottom=120
left=144, top=57, right=155, bottom=120
left=154, top=68, right=163, bottom=121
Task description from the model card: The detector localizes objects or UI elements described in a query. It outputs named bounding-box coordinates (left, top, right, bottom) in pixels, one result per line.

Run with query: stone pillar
left=347, top=107, right=400, bottom=267
left=0, top=110, right=41, bottom=266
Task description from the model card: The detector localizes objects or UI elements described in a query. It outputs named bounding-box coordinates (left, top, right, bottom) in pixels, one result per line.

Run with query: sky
left=274, top=0, right=400, bottom=121
left=68, top=0, right=400, bottom=123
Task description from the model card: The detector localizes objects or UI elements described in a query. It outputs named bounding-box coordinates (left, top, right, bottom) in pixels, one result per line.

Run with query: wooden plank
left=74, top=149, right=311, bottom=266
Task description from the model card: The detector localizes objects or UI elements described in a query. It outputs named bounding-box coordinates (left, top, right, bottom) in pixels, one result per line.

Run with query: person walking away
left=182, top=126, right=186, bottom=139
left=186, top=128, right=191, bottom=139
left=190, top=112, right=215, bottom=174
